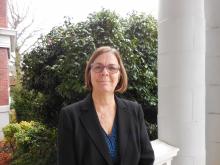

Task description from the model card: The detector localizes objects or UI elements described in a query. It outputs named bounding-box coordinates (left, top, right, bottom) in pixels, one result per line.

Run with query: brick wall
left=0, top=48, right=9, bottom=105
left=0, top=0, right=11, bottom=140
left=0, top=0, right=9, bottom=106
left=0, top=0, right=8, bottom=27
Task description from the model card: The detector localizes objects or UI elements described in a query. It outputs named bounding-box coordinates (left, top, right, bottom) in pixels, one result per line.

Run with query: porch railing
left=151, top=139, right=179, bottom=165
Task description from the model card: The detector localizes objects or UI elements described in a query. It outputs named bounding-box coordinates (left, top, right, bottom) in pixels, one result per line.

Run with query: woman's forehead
left=93, top=52, right=118, bottom=64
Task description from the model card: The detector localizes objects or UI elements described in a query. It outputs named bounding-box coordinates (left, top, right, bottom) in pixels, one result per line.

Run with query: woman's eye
left=95, top=66, right=102, bottom=70
left=109, top=66, right=117, bottom=71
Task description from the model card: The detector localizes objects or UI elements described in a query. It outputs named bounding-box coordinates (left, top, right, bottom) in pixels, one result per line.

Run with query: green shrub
left=22, top=9, right=158, bottom=131
left=3, top=121, right=57, bottom=165
left=11, top=85, right=46, bottom=123
left=2, top=123, right=20, bottom=153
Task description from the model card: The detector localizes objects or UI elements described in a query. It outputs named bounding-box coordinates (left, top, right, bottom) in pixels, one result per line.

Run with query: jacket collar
left=79, top=93, right=130, bottom=165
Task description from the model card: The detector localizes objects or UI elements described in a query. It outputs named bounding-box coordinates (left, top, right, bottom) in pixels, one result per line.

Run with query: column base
left=0, top=105, right=9, bottom=140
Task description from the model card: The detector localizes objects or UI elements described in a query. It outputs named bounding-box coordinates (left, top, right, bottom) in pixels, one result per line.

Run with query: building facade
left=1, top=0, right=220, bottom=164
left=0, top=0, right=16, bottom=139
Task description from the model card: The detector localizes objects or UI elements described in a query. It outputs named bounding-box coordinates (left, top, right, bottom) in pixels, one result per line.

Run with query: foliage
left=9, top=109, right=17, bottom=123
left=145, top=121, right=157, bottom=140
left=21, top=9, right=158, bottom=138
left=120, top=12, right=158, bottom=125
left=122, top=12, right=157, bottom=105
left=2, top=123, right=20, bottom=153
left=3, top=121, right=57, bottom=165
left=11, top=85, right=45, bottom=123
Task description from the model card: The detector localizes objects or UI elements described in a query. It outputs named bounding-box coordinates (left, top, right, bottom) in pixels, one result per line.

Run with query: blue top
left=102, top=118, right=119, bottom=164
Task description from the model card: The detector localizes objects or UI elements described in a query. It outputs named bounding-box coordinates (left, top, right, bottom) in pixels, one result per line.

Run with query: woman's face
left=90, top=52, right=120, bottom=94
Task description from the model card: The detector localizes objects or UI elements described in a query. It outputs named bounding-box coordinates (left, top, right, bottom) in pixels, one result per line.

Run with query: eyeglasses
left=91, top=63, right=120, bottom=74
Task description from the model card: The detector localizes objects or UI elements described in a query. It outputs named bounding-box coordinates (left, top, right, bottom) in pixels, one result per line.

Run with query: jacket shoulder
left=116, top=97, right=141, bottom=114
left=61, top=99, right=85, bottom=114
left=118, top=97, right=139, bottom=107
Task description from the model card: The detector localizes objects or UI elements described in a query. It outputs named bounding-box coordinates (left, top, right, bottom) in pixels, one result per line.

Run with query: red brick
left=0, top=48, right=9, bottom=105
left=0, top=69, right=9, bottom=80
left=0, top=0, right=8, bottom=27
left=0, top=79, right=8, bottom=87
left=0, top=79, right=9, bottom=105
left=0, top=49, right=9, bottom=68
left=0, top=0, right=9, bottom=105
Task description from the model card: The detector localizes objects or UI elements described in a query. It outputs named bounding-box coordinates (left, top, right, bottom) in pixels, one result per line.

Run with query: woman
left=58, top=46, right=154, bottom=165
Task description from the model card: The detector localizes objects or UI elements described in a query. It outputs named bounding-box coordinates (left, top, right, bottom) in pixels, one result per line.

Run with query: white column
left=158, top=0, right=206, bottom=165
left=205, top=0, right=220, bottom=164
left=0, top=105, right=10, bottom=139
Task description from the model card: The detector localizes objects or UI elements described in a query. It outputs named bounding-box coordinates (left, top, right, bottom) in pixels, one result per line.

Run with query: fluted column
left=158, top=0, right=206, bottom=164
left=205, top=0, right=220, bottom=164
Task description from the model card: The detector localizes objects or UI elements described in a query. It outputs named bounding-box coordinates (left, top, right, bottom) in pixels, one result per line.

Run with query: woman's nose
left=101, top=67, right=109, bottom=75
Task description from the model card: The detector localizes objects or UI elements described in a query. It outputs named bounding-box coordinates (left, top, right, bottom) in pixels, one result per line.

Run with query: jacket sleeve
left=57, top=108, right=77, bottom=165
left=138, top=104, right=155, bottom=165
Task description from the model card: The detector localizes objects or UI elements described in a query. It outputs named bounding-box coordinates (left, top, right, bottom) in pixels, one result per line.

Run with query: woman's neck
left=92, top=91, right=115, bottom=111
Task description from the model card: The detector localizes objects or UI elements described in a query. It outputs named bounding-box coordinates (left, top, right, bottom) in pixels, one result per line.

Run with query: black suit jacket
left=58, top=94, right=154, bottom=165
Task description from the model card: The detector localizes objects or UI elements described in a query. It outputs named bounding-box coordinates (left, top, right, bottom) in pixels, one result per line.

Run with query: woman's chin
left=94, top=87, right=114, bottom=94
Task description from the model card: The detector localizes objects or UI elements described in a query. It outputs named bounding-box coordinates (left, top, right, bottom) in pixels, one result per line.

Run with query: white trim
left=0, top=28, right=16, bottom=52
left=151, top=139, right=179, bottom=165
left=0, top=131, right=4, bottom=140
left=0, top=105, right=9, bottom=140
left=0, top=105, right=10, bottom=113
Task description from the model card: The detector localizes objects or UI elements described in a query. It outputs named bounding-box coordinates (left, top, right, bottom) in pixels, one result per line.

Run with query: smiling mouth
left=97, top=81, right=110, bottom=83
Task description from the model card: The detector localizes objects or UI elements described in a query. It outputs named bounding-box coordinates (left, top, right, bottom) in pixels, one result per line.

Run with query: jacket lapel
left=79, top=94, right=113, bottom=165
left=115, top=96, right=131, bottom=165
